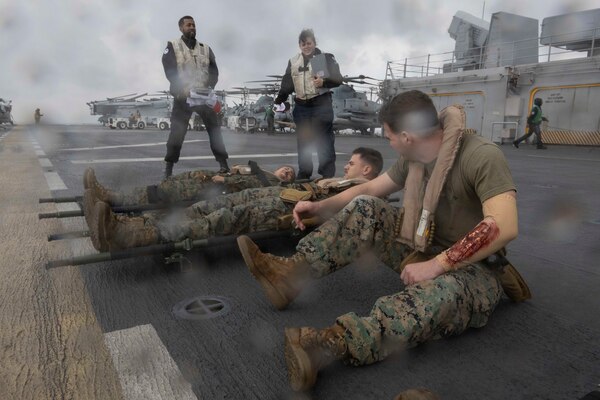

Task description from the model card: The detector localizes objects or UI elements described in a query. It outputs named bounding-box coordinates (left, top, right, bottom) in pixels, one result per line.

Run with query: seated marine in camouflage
left=236, top=91, right=531, bottom=392
left=82, top=162, right=296, bottom=206
left=84, top=147, right=384, bottom=252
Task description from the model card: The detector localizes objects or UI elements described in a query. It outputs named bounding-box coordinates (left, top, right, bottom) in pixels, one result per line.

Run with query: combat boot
left=83, top=167, right=123, bottom=205
left=284, top=325, right=347, bottom=391
left=90, top=201, right=159, bottom=252
left=82, top=189, right=99, bottom=229
left=83, top=167, right=95, bottom=189
left=237, top=235, right=310, bottom=310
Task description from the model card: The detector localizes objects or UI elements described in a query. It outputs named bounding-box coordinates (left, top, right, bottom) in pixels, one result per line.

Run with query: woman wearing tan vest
left=274, top=29, right=343, bottom=180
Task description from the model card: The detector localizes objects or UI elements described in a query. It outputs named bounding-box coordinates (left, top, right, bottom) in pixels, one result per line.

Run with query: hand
left=400, top=257, right=446, bottom=285
left=313, top=76, right=324, bottom=88
left=212, top=175, right=225, bottom=183
left=293, top=201, right=320, bottom=231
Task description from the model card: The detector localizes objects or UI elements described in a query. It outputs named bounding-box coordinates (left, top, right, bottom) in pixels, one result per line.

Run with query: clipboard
left=309, top=54, right=330, bottom=79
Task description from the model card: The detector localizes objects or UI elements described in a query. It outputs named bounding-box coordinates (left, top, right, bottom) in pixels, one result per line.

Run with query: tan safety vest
left=279, top=177, right=368, bottom=204
left=290, top=53, right=327, bottom=100
left=171, top=37, right=211, bottom=92
left=396, top=104, right=466, bottom=252
left=315, top=177, right=369, bottom=191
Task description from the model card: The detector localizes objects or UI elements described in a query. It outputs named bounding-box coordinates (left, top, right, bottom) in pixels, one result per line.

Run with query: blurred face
left=299, top=38, right=316, bottom=57
left=383, top=123, right=443, bottom=164
left=179, top=18, right=196, bottom=39
left=274, top=166, right=295, bottom=182
left=343, top=154, right=371, bottom=179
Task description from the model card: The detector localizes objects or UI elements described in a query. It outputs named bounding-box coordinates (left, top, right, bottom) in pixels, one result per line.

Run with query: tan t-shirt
left=386, top=134, right=516, bottom=247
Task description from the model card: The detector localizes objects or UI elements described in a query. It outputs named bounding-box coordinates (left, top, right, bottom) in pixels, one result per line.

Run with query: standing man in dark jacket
left=162, top=15, right=229, bottom=179
left=275, top=29, right=343, bottom=180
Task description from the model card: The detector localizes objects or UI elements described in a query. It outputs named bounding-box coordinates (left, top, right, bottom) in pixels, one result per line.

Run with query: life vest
left=396, top=104, right=466, bottom=253
left=171, top=37, right=211, bottom=92
left=289, top=53, right=328, bottom=100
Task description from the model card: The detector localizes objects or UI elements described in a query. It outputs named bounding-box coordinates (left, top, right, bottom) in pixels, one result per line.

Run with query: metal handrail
left=386, top=27, right=600, bottom=80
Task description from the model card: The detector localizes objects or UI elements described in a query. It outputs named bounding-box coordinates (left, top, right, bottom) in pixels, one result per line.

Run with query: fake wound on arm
left=435, top=191, right=518, bottom=271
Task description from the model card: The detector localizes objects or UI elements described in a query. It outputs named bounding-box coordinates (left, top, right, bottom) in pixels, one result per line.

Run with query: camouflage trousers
left=145, top=187, right=292, bottom=242
left=296, top=195, right=504, bottom=366
left=185, top=187, right=286, bottom=216
left=119, top=170, right=220, bottom=205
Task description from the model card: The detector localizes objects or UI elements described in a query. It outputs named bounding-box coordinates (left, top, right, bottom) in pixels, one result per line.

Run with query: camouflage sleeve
left=223, top=175, right=261, bottom=192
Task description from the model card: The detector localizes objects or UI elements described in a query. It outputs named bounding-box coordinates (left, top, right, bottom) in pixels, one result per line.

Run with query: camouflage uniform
left=184, top=181, right=329, bottom=216
left=296, top=194, right=504, bottom=366
left=143, top=181, right=348, bottom=242
left=118, top=169, right=281, bottom=205
left=185, top=186, right=287, bottom=216
left=143, top=187, right=292, bottom=242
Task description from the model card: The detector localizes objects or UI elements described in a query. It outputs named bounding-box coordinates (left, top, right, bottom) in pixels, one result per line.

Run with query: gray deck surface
left=1, top=124, right=598, bottom=400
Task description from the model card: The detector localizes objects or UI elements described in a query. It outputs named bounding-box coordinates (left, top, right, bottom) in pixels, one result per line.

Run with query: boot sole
left=82, top=189, right=97, bottom=229
left=237, top=235, right=290, bottom=310
left=89, top=202, right=110, bottom=252
left=83, top=168, right=95, bottom=190
left=284, top=327, right=317, bottom=391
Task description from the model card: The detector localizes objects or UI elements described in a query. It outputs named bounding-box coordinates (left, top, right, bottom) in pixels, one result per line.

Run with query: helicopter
left=331, top=79, right=382, bottom=135
left=0, top=98, right=14, bottom=127
left=221, top=84, right=294, bottom=133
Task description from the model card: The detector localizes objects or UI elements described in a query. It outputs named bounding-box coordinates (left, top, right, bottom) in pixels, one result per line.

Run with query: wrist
left=313, top=200, right=323, bottom=214
left=435, top=252, right=452, bottom=272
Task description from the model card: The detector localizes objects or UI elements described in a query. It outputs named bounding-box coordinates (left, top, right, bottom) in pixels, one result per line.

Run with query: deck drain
left=172, top=296, right=230, bottom=320
left=589, top=219, right=600, bottom=225
left=533, top=183, right=558, bottom=189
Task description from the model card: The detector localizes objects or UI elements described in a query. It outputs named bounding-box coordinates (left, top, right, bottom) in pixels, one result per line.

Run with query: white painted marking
left=528, top=155, right=600, bottom=163
left=104, top=324, right=197, bottom=400
left=35, top=149, right=46, bottom=156
left=39, top=158, right=53, bottom=168
left=61, top=139, right=208, bottom=152
left=71, top=152, right=346, bottom=165
left=44, top=172, right=67, bottom=191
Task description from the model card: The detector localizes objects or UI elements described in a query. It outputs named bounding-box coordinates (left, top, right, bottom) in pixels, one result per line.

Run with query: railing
left=385, top=27, right=600, bottom=81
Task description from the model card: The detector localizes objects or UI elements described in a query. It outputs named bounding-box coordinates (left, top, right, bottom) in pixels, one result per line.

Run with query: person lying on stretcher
left=83, top=147, right=384, bottom=252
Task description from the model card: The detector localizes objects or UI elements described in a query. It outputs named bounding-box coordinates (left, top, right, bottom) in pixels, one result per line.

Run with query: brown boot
left=83, top=167, right=95, bottom=190
left=83, top=167, right=123, bottom=205
left=237, top=235, right=311, bottom=310
left=90, top=202, right=159, bottom=252
left=88, top=201, right=110, bottom=251
left=284, top=325, right=347, bottom=391
left=82, top=189, right=99, bottom=230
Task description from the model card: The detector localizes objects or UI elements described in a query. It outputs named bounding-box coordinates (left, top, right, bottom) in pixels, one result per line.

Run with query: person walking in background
left=513, top=97, right=548, bottom=149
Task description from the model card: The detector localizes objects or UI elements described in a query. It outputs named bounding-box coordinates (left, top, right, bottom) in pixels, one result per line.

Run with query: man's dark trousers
left=165, top=98, right=229, bottom=164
